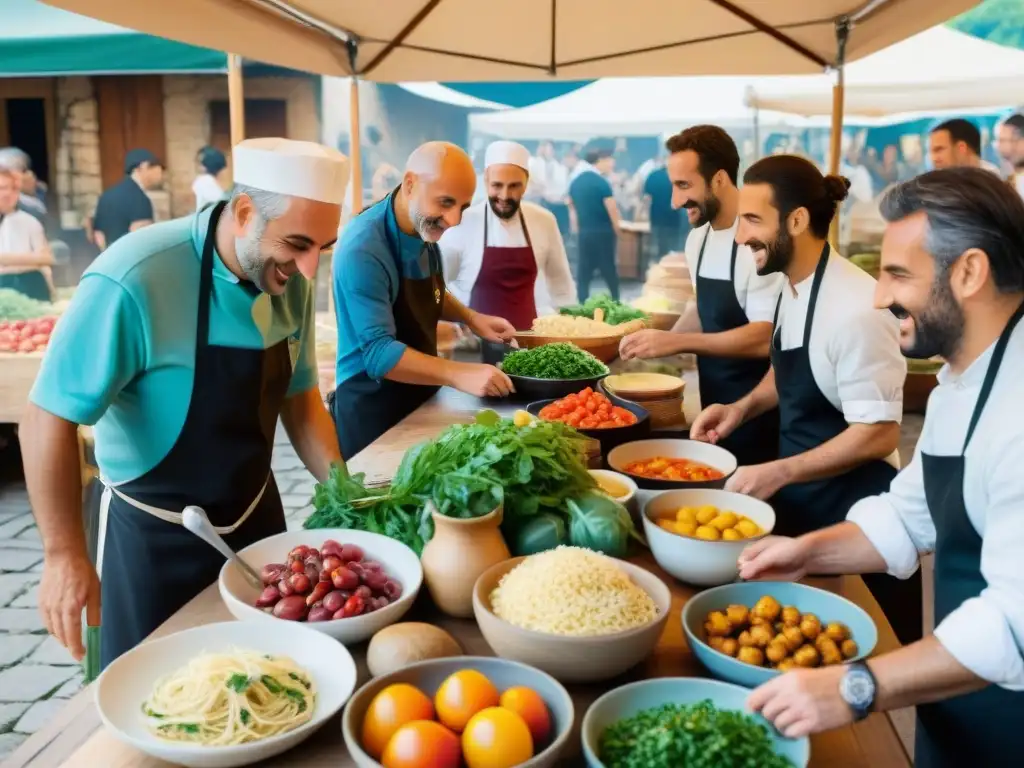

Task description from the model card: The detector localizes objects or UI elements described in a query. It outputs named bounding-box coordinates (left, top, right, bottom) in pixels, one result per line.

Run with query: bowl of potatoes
left=681, top=582, right=879, bottom=688
left=642, top=489, right=775, bottom=586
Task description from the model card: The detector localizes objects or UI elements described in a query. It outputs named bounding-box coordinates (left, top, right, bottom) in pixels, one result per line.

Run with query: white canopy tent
left=469, top=76, right=823, bottom=141
left=747, top=26, right=1024, bottom=117
left=397, top=82, right=509, bottom=110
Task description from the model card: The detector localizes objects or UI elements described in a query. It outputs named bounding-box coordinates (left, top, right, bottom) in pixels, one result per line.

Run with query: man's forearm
left=441, top=293, right=476, bottom=325
left=800, top=521, right=890, bottom=575
left=735, top=368, right=779, bottom=423
left=871, top=636, right=987, bottom=711
left=384, top=347, right=464, bottom=387
left=669, top=323, right=771, bottom=359
left=280, top=388, right=342, bottom=483
left=671, top=303, right=702, bottom=334
left=19, top=405, right=87, bottom=558
left=776, top=422, right=899, bottom=486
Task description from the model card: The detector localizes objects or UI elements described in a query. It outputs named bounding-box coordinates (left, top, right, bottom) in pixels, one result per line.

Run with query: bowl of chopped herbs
left=500, top=343, right=610, bottom=400
left=581, top=677, right=809, bottom=768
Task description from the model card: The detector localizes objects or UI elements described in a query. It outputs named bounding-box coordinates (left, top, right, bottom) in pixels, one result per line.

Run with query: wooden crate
left=0, top=353, right=42, bottom=424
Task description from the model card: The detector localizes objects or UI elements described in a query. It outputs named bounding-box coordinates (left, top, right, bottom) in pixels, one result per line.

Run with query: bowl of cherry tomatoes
left=528, top=387, right=650, bottom=452
left=341, top=656, right=574, bottom=768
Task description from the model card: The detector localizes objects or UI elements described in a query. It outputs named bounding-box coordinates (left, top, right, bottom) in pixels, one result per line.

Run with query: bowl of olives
left=681, top=582, right=878, bottom=688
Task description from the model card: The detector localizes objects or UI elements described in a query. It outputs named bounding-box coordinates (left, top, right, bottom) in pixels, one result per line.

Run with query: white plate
left=219, top=529, right=423, bottom=645
left=96, top=621, right=357, bottom=768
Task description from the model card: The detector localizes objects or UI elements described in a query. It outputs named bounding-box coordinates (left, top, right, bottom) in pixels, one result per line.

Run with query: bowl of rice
left=472, top=547, right=671, bottom=683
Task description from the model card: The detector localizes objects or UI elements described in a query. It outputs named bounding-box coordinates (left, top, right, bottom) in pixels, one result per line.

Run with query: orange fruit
left=499, top=686, right=551, bottom=743
left=361, top=683, right=435, bottom=760
left=462, top=707, right=534, bottom=768
left=434, top=669, right=500, bottom=733
left=381, top=720, right=461, bottom=768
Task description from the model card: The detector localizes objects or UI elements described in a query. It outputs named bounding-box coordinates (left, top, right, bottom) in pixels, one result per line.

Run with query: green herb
left=226, top=673, right=250, bottom=693
left=260, top=675, right=283, bottom=694
left=501, top=343, right=608, bottom=379
left=0, top=288, right=55, bottom=321
left=599, top=699, right=795, bottom=768
left=288, top=672, right=311, bottom=689
left=240, top=709, right=251, bottom=725
left=284, top=688, right=308, bottom=713
left=142, top=706, right=164, bottom=718
left=162, top=723, right=200, bottom=734
left=560, top=293, right=648, bottom=325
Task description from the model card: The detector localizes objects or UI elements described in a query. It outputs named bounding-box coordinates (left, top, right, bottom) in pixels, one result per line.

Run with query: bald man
left=330, top=142, right=517, bottom=457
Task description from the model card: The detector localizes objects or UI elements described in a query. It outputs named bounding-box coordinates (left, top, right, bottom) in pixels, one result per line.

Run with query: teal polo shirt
left=29, top=206, right=318, bottom=484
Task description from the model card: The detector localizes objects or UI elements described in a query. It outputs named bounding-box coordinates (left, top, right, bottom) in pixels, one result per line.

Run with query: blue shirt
left=569, top=169, right=615, bottom=233
left=643, top=166, right=685, bottom=230
left=332, top=192, right=438, bottom=386
left=29, top=207, right=318, bottom=484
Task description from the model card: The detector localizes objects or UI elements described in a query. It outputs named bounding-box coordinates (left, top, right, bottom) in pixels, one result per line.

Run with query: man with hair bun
left=691, top=154, right=921, bottom=646
left=21, top=138, right=347, bottom=669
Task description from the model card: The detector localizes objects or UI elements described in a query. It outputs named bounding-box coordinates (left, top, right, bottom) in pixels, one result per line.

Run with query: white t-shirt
left=0, top=209, right=47, bottom=257
left=1015, top=173, right=1024, bottom=200
left=684, top=220, right=784, bottom=325
left=192, top=174, right=225, bottom=211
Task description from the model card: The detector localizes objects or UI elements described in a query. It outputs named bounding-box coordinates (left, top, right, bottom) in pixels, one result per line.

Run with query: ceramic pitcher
left=421, top=505, right=510, bottom=618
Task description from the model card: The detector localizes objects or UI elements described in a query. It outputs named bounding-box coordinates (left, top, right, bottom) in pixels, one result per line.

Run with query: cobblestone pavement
left=0, top=416, right=926, bottom=761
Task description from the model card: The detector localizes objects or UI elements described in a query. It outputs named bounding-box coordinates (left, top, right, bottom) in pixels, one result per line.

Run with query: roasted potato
left=738, top=646, right=765, bottom=666
left=696, top=505, right=719, bottom=525
left=705, top=611, right=732, bottom=637
left=781, top=606, right=801, bottom=627
left=695, top=525, right=721, bottom=541
left=817, top=636, right=843, bottom=666
left=799, top=614, right=822, bottom=641
left=735, top=518, right=761, bottom=538
left=725, top=604, right=749, bottom=627
left=776, top=657, right=798, bottom=673
left=722, top=528, right=743, bottom=541
left=782, top=625, right=805, bottom=652
left=721, top=638, right=739, bottom=657
left=749, top=624, right=774, bottom=648
left=753, top=595, right=782, bottom=622
left=737, top=630, right=756, bottom=648
left=749, top=616, right=771, bottom=628
left=709, top=512, right=738, bottom=531
left=841, top=639, right=859, bottom=659
left=825, top=622, right=850, bottom=642
left=793, top=644, right=821, bottom=668
left=708, top=636, right=726, bottom=652
left=766, top=639, right=789, bottom=664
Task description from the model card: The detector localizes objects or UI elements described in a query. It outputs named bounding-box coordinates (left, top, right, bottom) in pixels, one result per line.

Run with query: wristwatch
left=839, top=662, right=877, bottom=721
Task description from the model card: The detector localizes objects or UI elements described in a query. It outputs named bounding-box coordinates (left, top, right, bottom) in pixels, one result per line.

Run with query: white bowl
left=606, top=439, right=737, bottom=490
left=643, top=489, right=775, bottom=586
left=588, top=469, right=638, bottom=504
left=219, top=529, right=423, bottom=645
left=96, top=620, right=357, bottom=768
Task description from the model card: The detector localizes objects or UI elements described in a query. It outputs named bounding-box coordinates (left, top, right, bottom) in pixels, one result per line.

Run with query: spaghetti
left=142, top=648, right=316, bottom=746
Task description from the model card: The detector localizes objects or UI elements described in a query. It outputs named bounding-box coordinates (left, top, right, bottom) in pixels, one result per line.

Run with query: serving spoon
left=182, top=506, right=264, bottom=590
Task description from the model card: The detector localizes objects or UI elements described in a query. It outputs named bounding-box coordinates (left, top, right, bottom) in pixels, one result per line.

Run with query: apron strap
left=103, top=477, right=270, bottom=534
left=801, top=242, right=831, bottom=349
left=695, top=225, right=740, bottom=283
left=962, top=299, right=1024, bottom=451
left=696, top=226, right=710, bottom=274
left=519, top=207, right=534, bottom=251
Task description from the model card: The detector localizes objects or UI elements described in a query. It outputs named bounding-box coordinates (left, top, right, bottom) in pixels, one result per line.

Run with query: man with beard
left=994, top=113, right=1024, bottom=198
left=331, top=141, right=517, bottom=458
left=620, top=125, right=784, bottom=466
left=440, top=141, right=575, bottom=340
left=691, top=154, right=922, bottom=646
left=21, top=138, right=346, bottom=668
left=738, top=168, right=1024, bottom=768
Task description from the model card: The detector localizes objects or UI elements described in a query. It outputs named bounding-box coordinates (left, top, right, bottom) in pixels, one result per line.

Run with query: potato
left=800, top=614, right=822, bottom=641
left=793, top=644, right=821, bottom=668
left=825, top=622, right=850, bottom=642
left=750, top=616, right=771, bottom=628
left=725, top=604, right=749, bottom=627
left=737, top=646, right=765, bottom=666
left=781, top=606, right=801, bottom=627
left=695, top=525, right=721, bottom=541
left=708, top=636, right=726, bottom=652
left=841, top=639, right=859, bottom=659
left=721, top=638, right=739, bottom=657
left=676, top=521, right=698, bottom=537
left=366, top=622, right=463, bottom=677
left=722, top=528, right=743, bottom=541
left=749, top=624, right=774, bottom=648
left=709, top=512, right=738, bottom=531
left=776, top=657, right=798, bottom=673
left=753, top=595, right=782, bottom=622
left=657, top=520, right=676, bottom=533
left=766, top=639, right=789, bottom=664
left=818, top=636, right=843, bottom=666
left=696, top=505, right=719, bottom=525
left=735, top=518, right=761, bottom=538
left=705, top=611, right=732, bottom=637
left=737, top=630, right=755, bottom=648
left=676, top=507, right=697, bottom=524
left=782, top=625, right=805, bottom=652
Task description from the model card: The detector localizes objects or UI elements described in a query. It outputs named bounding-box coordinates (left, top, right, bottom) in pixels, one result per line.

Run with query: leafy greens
left=500, top=343, right=608, bottom=380
left=560, top=293, right=648, bottom=325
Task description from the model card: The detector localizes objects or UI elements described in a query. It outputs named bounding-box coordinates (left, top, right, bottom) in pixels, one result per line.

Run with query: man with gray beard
left=21, top=138, right=345, bottom=669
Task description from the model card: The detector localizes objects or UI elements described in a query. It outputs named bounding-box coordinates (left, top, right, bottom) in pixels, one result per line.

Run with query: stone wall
left=54, top=77, right=101, bottom=230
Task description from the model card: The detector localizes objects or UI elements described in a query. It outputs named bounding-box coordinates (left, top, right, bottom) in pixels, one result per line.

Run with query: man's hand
left=453, top=363, right=516, bottom=398
left=690, top=403, right=744, bottom=444
left=737, top=535, right=811, bottom=581
left=39, top=550, right=101, bottom=661
left=468, top=312, right=517, bottom=344
left=725, top=461, right=793, bottom=501
left=619, top=329, right=685, bottom=360
left=747, top=666, right=851, bottom=738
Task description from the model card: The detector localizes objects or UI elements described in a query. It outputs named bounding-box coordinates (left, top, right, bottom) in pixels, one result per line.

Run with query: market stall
left=0, top=291, right=62, bottom=423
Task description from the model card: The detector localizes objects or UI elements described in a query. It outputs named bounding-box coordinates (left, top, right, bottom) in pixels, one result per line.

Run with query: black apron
left=330, top=193, right=444, bottom=459
left=915, top=301, right=1024, bottom=768
left=770, top=245, right=922, bottom=646
left=99, top=201, right=291, bottom=668
left=694, top=227, right=779, bottom=467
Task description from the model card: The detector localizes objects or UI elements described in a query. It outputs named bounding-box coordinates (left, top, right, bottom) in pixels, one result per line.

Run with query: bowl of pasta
left=95, top=620, right=357, bottom=767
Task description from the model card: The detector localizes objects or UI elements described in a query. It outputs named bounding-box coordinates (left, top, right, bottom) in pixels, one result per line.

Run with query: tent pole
left=349, top=77, right=363, bottom=213
left=827, top=18, right=850, bottom=250
left=227, top=54, right=246, bottom=147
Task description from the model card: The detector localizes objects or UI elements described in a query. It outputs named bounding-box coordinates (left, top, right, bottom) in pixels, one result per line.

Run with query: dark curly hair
left=742, top=154, right=849, bottom=239
left=664, top=125, right=739, bottom=185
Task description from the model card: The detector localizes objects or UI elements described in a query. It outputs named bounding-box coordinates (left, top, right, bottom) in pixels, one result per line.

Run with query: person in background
left=192, top=146, right=228, bottom=211
left=0, top=167, right=54, bottom=301
left=866, top=144, right=907, bottom=193
left=92, top=148, right=164, bottom=251
left=928, top=119, right=1000, bottom=173
left=23, top=138, right=345, bottom=668
left=21, top=169, right=48, bottom=208
left=330, top=141, right=517, bottom=459
left=0, top=147, right=48, bottom=223
left=440, top=141, right=575, bottom=334
left=528, top=141, right=571, bottom=241
left=994, top=113, right=1024, bottom=198
left=690, top=154, right=922, bottom=646
left=642, top=153, right=689, bottom=261
left=739, top=168, right=1024, bottom=767
left=568, top=149, right=621, bottom=301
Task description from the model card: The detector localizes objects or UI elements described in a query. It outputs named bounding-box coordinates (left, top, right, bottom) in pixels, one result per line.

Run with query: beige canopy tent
left=44, top=0, right=980, bottom=214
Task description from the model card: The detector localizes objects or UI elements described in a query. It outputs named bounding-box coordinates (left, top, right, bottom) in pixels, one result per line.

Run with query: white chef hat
left=232, top=138, right=350, bottom=205
left=485, top=140, right=531, bottom=172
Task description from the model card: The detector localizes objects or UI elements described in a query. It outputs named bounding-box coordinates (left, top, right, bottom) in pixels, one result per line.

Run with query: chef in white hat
left=440, top=140, right=575, bottom=341
left=22, top=137, right=347, bottom=669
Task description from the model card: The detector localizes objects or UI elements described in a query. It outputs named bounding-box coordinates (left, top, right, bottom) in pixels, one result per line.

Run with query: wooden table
left=616, top=220, right=651, bottom=281
left=7, top=387, right=911, bottom=768
left=0, top=352, right=41, bottom=424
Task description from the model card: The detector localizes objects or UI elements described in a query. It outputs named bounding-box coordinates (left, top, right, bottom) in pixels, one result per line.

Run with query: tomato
left=435, top=669, right=500, bottom=733
left=499, top=687, right=551, bottom=744
left=462, top=707, right=534, bottom=768
left=381, top=720, right=461, bottom=768
left=361, top=683, right=436, bottom=759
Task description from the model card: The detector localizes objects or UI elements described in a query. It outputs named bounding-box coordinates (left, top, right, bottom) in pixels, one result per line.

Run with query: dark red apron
left=469, top=207, right=538, bottom=331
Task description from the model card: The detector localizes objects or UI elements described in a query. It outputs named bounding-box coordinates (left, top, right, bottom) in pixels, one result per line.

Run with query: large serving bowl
left=504, top=370, right=609, bottom=401
left=643, top=489, right=775, bottom=587
left=342, top=656, right=575, bottom=768
left=472, top=556, right=671, bottom=683
left=96, top=621, right=357, bottom=768
left=682, top=581, right=879, bottom=688
left=513, top=332, right=622, bottom=363
left=527, top=393, right=650, bottom=452
left=580, top=677, right=810, bottom=767
left=605, top=438, right=737, bottom=490
left=219, top=529, right=423, bottom=645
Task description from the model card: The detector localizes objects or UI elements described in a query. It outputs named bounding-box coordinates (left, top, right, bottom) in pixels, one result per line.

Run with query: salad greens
left=599, top=700, right=795, bottom=768
left=501, top=343, right=608, bottom=380
left=560, top=293, right=648, bottom=325
left=0, top=288, right=54, bottom=321
left=305, top=414, right=637, bottom=557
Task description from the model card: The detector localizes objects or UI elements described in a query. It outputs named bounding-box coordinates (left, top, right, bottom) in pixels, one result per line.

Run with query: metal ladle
left=182, top=506, right=264, bottom=590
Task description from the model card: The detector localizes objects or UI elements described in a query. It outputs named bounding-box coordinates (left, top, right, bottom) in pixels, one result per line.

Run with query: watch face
left=841, top=668, right=874, bottom=709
